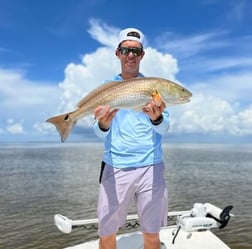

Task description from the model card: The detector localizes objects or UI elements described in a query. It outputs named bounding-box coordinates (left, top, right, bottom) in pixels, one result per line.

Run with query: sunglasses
left=118, top=47, right=143, bottom=57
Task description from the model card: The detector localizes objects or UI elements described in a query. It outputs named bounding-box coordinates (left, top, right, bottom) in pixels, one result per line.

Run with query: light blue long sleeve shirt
left=93, top=73, right=170, bottom=168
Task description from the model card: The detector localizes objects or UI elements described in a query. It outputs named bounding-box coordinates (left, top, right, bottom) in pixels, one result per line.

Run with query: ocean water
left=0, top=142, right=251, bottom=249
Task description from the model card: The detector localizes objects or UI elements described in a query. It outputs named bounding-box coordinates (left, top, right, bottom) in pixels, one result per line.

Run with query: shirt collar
left=113, top=72, right=145, bottom=81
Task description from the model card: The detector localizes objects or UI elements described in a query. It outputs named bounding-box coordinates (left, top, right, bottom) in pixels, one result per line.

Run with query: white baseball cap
left=118, top=28, right=144, bottom=46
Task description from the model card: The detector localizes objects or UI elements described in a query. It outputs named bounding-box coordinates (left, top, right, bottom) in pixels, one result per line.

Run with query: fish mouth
left=175, top=95, right=192, bottom=104
left=181, top=95, right=191, bottom=100
left=181, top=96, right=191, bottom=101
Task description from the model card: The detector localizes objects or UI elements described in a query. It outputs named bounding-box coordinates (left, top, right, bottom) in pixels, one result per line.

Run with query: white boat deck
left=65, top=226, right=230, bottom=249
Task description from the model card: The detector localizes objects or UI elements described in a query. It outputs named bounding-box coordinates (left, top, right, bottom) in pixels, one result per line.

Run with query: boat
left=54, top=202, right=233, bottom=249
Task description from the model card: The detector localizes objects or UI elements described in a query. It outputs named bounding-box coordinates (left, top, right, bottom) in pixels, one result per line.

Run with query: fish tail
left=46, top=112, right=75, bottom=142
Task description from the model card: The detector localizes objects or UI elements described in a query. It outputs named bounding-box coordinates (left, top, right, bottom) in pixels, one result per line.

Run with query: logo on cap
left=126, top=31, right=141, bottom=39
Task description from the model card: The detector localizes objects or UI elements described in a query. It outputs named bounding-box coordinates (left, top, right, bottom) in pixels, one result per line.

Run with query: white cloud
left=190, top=72, right=252, bottom=104
left=229, top=105, right=252, bottom=135
left=0, top=68, right=61, bottom=137
left=156, top=31, right=230, bottom=58
left=141, top=48, right=178, bottom=80
left=6, top=119, right=25, bottom=134
left=87, top=19, right=119, bottom=48
left=0, top=68, right=60, bottom=111
left=33, top=121, right=54, bottom=135
left=170, top=94, right=233, bottom=133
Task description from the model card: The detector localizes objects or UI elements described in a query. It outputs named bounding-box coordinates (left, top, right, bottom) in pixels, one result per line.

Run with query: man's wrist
left=98, top=122, right=110, bottom=132
left=150, top=115, right=163, bottom=126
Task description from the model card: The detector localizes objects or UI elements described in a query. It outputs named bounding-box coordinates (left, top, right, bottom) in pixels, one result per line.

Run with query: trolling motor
left=177, top=203, right=233, bottom=232
left=172, top=203, right=233, bottom=243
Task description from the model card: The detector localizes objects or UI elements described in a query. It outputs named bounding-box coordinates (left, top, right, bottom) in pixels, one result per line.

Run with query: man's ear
left=115, top=48, right=120, bottom=57
left=140, top=50, right=145, bottom=59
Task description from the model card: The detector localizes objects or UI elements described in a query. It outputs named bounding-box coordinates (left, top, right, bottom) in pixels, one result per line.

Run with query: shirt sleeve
left=92, top=119, right=110, bottom=138
left=152, top=109, right=170, bottom=135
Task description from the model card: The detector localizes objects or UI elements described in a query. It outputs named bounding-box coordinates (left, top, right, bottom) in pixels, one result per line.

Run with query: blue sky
left=0, top=0, right=252, bottom=143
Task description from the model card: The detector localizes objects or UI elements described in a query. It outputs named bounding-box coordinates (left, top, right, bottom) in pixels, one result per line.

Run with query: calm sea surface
left=0, top=142, right=251, bottom=249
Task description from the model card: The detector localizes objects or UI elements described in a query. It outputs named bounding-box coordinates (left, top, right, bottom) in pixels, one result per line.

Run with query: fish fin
left=46, top=112, right=75, bottom=142
left=152, top=90, right=163, bottom=106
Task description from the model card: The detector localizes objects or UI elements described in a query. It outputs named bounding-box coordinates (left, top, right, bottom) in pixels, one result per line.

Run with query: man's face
left=116, top=40, right=144, bottom=73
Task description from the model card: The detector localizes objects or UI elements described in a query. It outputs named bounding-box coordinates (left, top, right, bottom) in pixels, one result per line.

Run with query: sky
left=0, top=0, right=252, bottom=143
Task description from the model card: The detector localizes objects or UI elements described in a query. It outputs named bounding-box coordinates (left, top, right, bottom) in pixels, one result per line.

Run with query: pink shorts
left=97, top=162, right=168, bottom=236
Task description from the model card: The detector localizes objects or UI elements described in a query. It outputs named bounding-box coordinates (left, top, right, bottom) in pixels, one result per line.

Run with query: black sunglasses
left=118, top=47, right=143, bottom=57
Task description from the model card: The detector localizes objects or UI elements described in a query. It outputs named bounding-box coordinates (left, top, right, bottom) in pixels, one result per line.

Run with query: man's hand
left=142, top=101, right=166, bottom=121
left=94, top=106, right=118, bottom=131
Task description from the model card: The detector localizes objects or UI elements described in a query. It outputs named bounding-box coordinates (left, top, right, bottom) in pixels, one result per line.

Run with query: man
left=93, top=28, right=169, bottom=249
